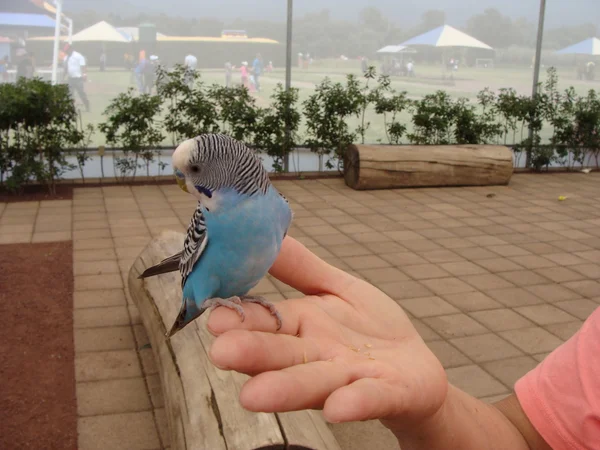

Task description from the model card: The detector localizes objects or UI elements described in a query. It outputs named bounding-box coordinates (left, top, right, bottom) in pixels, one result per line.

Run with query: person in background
left=99, top=50, right=106, bottom=72
left=0, top=55, right=8, bottom=82
left=240, top=61, right=248, bottom=88
left=266, top=61, right=273, bottom=73
left=224, top=62, right=233, bottom=88
left=144, top=55, right=159, bottom=94
left=63, top=44, right=90, bottom=112
left=184, top=53, right=198, bottom=70
left=184, top=53, right=198, bottom=86
left=407, top=60, right=415, bottom=77
left=16, top=51, right=34, bottom=79
left=248, top=72, right=256, bottom=93
left=251, top=53, right=263, bottom=92
left=29, top=52, right=36, bottom=75
left=586, top=61, right=596, bottom=81
left=361, top=56, right=368, bottom=73
left=134, top=55, right=147, bottom=93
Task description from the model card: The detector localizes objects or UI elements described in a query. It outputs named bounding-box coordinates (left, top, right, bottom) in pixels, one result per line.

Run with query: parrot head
left=172, top=134, right=270, bottom=208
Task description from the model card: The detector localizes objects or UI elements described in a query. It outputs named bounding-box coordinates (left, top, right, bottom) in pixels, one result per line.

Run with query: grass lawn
left=77, top=61, right=600, bottom=147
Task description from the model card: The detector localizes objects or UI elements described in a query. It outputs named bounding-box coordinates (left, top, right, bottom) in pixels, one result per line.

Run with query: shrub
left=303, top=75, right=363, bottom=170
left=253, top=84, right=301, bottom=172
left=0, top=78, right=90, bottom=193
left=156, top=65, right=220, bottom=145
left=99, top=88, right=164, bottom=181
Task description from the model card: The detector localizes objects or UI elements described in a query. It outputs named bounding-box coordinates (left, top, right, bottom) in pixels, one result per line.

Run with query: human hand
left=207, top=236, right=448, bottom=430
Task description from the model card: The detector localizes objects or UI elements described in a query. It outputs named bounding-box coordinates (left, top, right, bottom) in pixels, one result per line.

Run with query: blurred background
left=1, top=0, right=599, bottom=174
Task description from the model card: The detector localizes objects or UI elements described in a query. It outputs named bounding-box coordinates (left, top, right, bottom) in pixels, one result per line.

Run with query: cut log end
left=343, top=144, right=514, bottom=190
left=343, top=144, right=361, bottom=189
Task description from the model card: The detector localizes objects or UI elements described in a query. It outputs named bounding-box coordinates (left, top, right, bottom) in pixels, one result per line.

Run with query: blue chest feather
left=183, top=186, right=292, bottom=303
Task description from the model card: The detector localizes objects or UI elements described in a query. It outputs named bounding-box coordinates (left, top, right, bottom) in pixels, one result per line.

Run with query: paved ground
left=1, top=173, right=599, bottom=450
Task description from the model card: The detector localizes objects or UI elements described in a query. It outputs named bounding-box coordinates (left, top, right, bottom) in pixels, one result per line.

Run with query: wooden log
left=343, top=144, right=514, bottom=190
left=128, top=230, right=342, bottom=450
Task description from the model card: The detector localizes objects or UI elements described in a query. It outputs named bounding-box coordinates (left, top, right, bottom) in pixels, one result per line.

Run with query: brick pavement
left=1, top=173, right=599, bottom=449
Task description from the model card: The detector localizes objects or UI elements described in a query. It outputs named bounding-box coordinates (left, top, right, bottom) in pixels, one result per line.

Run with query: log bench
left=343, top=144, right=514, bottom=190
left=128, top=230, right=343, bottom=450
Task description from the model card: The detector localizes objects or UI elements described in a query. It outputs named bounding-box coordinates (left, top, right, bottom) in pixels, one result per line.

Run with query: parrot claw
left=203, top=296, right=246, bottom=322
left=204, top=295, right=283, bottom=331
left=239, top=295, right=283, bottom=331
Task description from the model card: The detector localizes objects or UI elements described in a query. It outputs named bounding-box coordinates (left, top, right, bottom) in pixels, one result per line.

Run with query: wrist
left=381, top=385, right=531, bottom=450
left=379, top=383, right=450, bottom=447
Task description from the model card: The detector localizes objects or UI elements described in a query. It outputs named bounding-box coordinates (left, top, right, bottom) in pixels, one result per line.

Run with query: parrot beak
left=176, top=176, right=189, bottom=194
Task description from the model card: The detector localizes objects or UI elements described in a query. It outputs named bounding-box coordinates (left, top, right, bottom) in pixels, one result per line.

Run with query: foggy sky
left=62, top=0, right=600, bottom=28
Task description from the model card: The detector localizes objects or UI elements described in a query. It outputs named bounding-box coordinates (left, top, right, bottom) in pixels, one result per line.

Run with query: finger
left=209, top=329, right=323, bottom=375
left=239, top=360, right=353, bottom=412
left=323, top=377, right=405, bottom=423
left=206, top=298, right=312, bottom=336
left=238, top=359, right=387, bottom=413
left=270, top=236, right=356, bottom=297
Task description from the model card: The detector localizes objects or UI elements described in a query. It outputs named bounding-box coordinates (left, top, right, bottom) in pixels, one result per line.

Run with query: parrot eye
left=190, top=165, right=200, bottom=173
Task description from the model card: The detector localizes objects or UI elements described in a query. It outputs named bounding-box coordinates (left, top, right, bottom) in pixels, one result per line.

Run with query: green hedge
left=0, top=78, right=92, bottom=193
left=1, top=66, right=599, bottom=192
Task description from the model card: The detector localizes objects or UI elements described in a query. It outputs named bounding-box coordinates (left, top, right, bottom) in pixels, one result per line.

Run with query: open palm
left=208, top=236, right=448, bottom=427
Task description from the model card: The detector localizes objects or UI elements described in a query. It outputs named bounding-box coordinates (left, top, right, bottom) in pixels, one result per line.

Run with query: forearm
left=383, top=385, right=541, bottom=450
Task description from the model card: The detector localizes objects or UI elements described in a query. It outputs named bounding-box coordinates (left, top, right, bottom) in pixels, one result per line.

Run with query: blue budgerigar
left=139, top=134, right=293, bottom=337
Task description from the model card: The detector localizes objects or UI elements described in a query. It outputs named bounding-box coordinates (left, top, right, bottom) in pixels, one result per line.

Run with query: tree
left=420, top=10, right=446, bottom=30
left=465, top=8, right=517, bottom=49
left=359, top=6, right=389, bottom=34
left=544, top=23, right=598, bottom=49
left=357, top=6, right=389, bottom=56
left=511, top=17, right=536, bottom=48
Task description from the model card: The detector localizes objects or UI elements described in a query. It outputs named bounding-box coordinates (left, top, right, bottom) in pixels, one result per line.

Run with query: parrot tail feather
left=138, top=253, right=182, bottom=279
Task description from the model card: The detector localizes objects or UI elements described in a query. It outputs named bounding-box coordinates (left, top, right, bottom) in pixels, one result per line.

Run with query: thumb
left=269, top=236, right=354, bottom=297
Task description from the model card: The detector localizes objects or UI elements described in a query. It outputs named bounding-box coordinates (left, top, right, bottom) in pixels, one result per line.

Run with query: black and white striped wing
left=179, top=204, right=208, bottom=287
left=137, top=204, right=208, bottom=283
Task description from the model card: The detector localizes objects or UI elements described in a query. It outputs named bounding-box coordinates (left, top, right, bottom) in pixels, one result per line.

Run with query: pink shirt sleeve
left=515, top=306, right=600, bottom=449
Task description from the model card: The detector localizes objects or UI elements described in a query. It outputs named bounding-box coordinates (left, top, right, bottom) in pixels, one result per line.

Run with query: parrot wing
left=178, top=204, right=208, bottom=287
left=138, top=203, right=208, bottom=287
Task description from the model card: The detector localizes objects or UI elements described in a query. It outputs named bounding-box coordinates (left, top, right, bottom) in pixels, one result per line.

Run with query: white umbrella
left=400, top=25, right=492, bottom=50
left=71, top=21, right=131, bottom=43
left=556, top=37, right=600, bottom=56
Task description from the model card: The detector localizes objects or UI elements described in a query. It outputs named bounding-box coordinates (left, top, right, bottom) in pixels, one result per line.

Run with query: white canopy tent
left=400, top=25, right=492, bottom=50
left=117, top=26, right=167, bottom=41
left=399, top=25, right=493, bottom=78
left=376, top=45, right=417, bottom=54
left=70, top=21, right=132, bottom=43
left=556, top=37, right=600, bottom=56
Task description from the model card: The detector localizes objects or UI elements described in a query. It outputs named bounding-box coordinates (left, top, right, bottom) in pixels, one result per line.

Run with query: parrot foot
left=204, top=295, right=283, bottom=331
left=203, top=296, right=246, bottom=321
left=239, top=295, right=283, bottom=331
